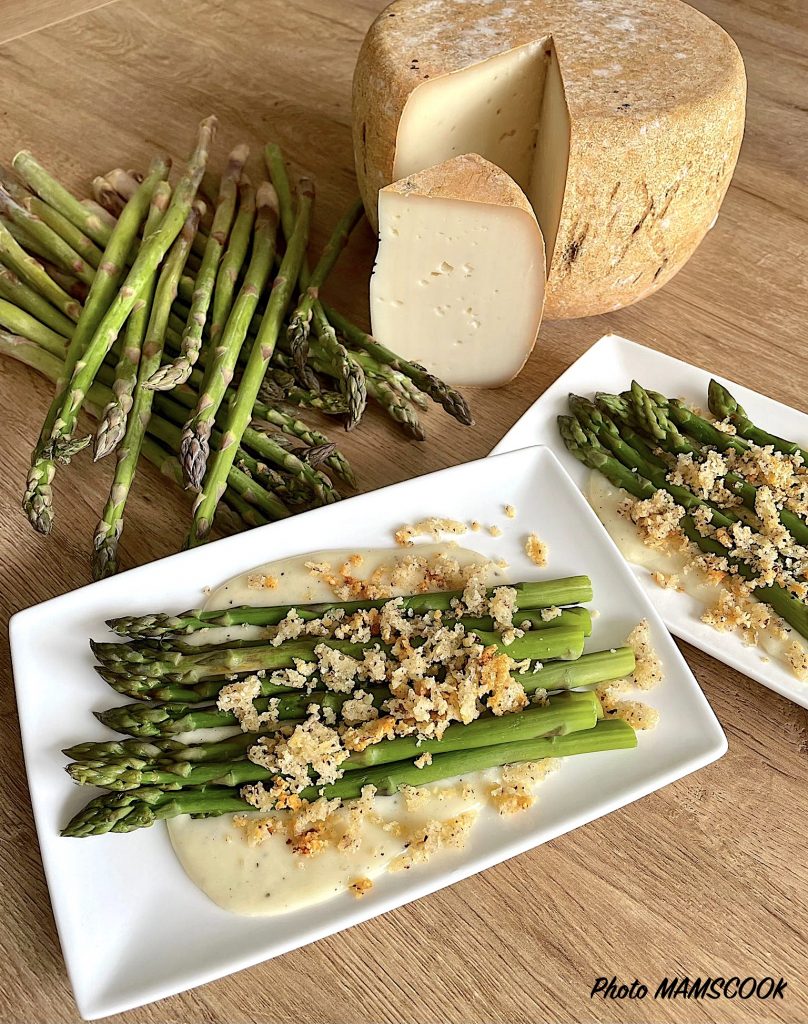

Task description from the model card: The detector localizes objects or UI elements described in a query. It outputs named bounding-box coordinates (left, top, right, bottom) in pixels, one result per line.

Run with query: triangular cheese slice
left=370, top=154, right=545, bottom=387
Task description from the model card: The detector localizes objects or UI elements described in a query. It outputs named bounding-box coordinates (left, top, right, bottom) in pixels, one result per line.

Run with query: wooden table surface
left=0, top=1, right=806, bottom=1021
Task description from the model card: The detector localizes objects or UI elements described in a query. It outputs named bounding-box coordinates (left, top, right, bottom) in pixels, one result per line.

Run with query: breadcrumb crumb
left=350, top=877, right=374, bottom=898
left=525, top=533, right=548, bottom=567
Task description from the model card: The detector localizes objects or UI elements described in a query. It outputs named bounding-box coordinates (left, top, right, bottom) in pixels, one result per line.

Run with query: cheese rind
left=353, top=0, right=746, bottom=319
left=370, top=154, right=546, bottom=387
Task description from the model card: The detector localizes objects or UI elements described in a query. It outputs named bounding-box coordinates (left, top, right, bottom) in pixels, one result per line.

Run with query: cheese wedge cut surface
left=370, top=154, right=545, bottom=387
left=353, top=0, right=746, bottom=319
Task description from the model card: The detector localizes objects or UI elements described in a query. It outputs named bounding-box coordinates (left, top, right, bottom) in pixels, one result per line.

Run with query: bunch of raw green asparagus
left=62, top=575, right=639, bottom=837
left=0, top=116, right=474, bottom=578
left=558, top=380, right=808, bottom=641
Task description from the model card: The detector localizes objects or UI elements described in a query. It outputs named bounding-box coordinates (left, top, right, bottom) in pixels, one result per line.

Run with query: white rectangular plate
left=492, top=334, right=808, bottom=710
left=10, top=445, right=725, bottom=1019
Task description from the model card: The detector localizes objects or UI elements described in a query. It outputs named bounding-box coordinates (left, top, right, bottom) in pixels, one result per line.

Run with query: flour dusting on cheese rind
left=370, top=154, right=545, bottom=387
left=352, top=0, right=746, bottom=320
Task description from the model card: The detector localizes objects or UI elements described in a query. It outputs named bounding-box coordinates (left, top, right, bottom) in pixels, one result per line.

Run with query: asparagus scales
left=93, top=183, right=171, bottom=460
left=187, top=177, right=313, bottom=544
left=92, top=201, right=202, bottom=579
left=21, top=155, right=172, bottom=533
left=24, top=116, right=216, bottom=532
left=146, top=143, right=248, bottom=391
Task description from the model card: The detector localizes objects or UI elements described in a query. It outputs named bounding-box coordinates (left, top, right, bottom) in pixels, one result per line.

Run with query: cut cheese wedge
left=353, top=0, right=746, bottom=319
left=370, top=154, right=545, bottom=387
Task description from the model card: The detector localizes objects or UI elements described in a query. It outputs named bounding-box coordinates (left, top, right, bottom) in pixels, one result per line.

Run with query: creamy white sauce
left=168, top=545, right=512, bottom=916
left=587, top=471, right=808, bottom=668
left=169, top=780, right=489, bottom=916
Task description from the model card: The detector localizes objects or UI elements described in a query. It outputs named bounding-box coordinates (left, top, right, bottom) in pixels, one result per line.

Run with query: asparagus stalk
left=147, top=144, right=248, bottom=391
left=222, top=490, right=270, bottom=530
left=92, top=203, right=202, bottom=579
left=91, top=626, right=585, bottom=702
left=259, top=373, right=348, bottom=415
left=208, top=179, right=256, bottom=347
left=12, top=151, right=114, bottom=247
left=0, top=264, right=77, bottom=337
left=73, top=692, right=600, bottom=777
left=92, top=176, right=126, bottom=217
left=707, top=379, right=808, bottom=464
left=0, top=298, right=67, bottom=357
left=23, top=195, right=104, bottom=268
left=107, top=576, right=593, bottom=638
left=67, top=694, right=601, bottom=790
left=34, top=117, right=215, bottom=481
left=251, top=401, right=356, bottom=488
left=0, top=332, right=267, bottom=536
left=180, top=182, right=278, bottom=489
left=188, top=177, right=314, bottom=544
left=264, top=145, right=368, bottom=428
left=93, top=184, right=171, bottom=460
left=23, top=155, right=172, bottom=533
left=62, top=719, right=636, bottom=836
left=0, top=184, right=96, bottom=285
left=600, top=385, right=808, bottom=548
left=286, top=197, right=364, bottom=369
left=94, top=646, right=634, bottom=738
left=324, top=303, right=474, bottom=427
left=0, top=219, right=82, bottom=322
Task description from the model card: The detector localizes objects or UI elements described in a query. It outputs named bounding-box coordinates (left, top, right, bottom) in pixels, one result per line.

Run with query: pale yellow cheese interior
left=370, top=172, right=545, bottom=387
left=395, top=39, right=570, bottom=272
left=394, top=40, right=549, bottom=195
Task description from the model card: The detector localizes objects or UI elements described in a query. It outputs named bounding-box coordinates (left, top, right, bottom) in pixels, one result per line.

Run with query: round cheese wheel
left=352, top=0, right=746, bottom=319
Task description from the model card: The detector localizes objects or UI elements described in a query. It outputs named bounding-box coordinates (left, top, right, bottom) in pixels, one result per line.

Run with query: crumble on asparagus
left=559, top=379, right=808, bottom=679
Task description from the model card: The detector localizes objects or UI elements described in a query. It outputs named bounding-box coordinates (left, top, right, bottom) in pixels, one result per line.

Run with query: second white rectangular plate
left=492, top=333, right=808, bottom=709
left=10, top=444, right=725, bottom=1018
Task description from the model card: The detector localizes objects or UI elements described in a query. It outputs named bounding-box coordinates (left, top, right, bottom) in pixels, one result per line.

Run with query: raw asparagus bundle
left=1, top=122, right=475, bottom=575
left=0, top=333, right=310, bottom=537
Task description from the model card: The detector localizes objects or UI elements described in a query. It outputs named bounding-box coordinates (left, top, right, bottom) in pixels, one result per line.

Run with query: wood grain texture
left=0, top=0, right=807, bottom=1021
left=0, top=0, right=119, bottom=46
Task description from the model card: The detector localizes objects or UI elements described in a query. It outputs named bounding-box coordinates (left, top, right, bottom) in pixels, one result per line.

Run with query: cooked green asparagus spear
left=91, top=626, right=585, bottom=693
left=94, top=646, right=635, bottom=738
left=707, top=379, right=808, bottom=464
left=67, top=693, right=601, bottom=790
left=597, top=385, right=808, bottom=547
left=61, top=719, right=636, bottom=835
left=107, top=576, right=593, bottom=638
left=558, top=412, right=808, bottom=640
